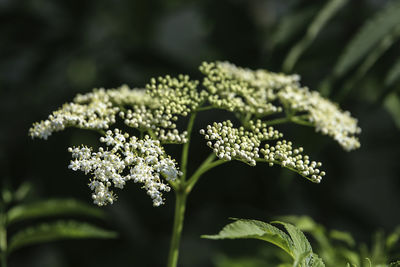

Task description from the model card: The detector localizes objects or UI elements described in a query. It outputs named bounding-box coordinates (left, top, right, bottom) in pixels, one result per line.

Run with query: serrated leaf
left=311, top=253, right=325, bottom=267
left=204, top=219, right=325, bottom=266
left=333, top=0, right=400, bottom=78
left=8, top=220, right=117, bottom=252
left=6, top=199, right=105, bottom=226
left=273, top=221, right=312, bottom=257
left=202, top=219, right=294, bottom=257
left=385, top=58, right=400, bottom=86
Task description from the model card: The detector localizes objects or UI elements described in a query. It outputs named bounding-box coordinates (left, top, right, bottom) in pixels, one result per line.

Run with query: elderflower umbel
left=200, top=120, right=282, bottom=166
left=30, top=60, right=361, bottom=206
left=68, top=129, right=181, bottom=207
left=278, top=86, right=361, bottom=151
left=200, top=61, right=360, bottom=151
left=200, top=120, right=325, bottom=183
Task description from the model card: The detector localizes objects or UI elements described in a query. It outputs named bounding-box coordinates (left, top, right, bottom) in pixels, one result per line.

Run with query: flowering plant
left=30, top=61, right=360, bottom=267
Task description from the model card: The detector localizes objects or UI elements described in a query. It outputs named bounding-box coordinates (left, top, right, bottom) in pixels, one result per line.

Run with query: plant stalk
left=180, top=113, right=197, bottom=182
left=167, top=191, right=187, bottom=267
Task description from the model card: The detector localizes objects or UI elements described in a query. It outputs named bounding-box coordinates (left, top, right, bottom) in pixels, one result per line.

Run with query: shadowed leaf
left=8, top=220, right=117, bottom=252
left=6, top=199, right=105, bottom=226
left=333, top=0, right=400, bottom=78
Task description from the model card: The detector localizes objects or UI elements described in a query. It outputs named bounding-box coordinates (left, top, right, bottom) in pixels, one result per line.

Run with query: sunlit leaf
left=203, top=219, right=325, bottom=266
left=202, top=219, right=294, bottom=257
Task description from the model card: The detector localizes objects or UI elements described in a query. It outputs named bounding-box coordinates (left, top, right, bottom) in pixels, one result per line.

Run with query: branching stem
left=180, top=113, right=197, bottom=182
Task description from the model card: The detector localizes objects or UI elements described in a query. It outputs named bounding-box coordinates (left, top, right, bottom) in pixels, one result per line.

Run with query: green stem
left=196, top=106, right=214, bottom=112
left=265, top=117, right=292, bottom=125
left=265, top=115, right=312, bottom=127
left=167, top=191, right=187, bottom=267
left=180, top=113, right=197, bottom=182
left=166, top=153, right=226, bottom=267
left=291, top=117, right=314, bottom=127
left=186, top=157, right=226, bottom=193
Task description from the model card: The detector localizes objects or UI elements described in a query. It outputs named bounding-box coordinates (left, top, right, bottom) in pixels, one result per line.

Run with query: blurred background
left=1, top=0, right=399, bottom=266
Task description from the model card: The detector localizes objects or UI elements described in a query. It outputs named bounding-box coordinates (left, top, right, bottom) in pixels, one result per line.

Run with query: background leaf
left=8, top=220, right=117, bottom=252
left=282, top=0, right=348, bottom=72
left=6, top=199, right=106, bottom=226
left=333, top=0, right=400, bottom=78
left=383, top=93, right=400, bottom=129
left=385, top=58, right=400, bottom=86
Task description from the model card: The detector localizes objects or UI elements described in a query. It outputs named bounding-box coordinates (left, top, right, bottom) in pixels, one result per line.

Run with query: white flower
left=68, top=130, right=180, bottom=207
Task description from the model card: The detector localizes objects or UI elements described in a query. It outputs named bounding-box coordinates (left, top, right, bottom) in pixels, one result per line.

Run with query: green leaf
left=203, top=219, right=325, bottom=266
left=13, top=182, right=32, bottom=202
left=275, top=221, right=312, bottom=255
left=333, top=0, right=400, bottom=78
left=330, top=229, right=356, bottom=247
left=386, top=226, right=400, bottom=249
left=335, top=24, right=400, bottom=101
left=8, top=220, right=117, bottom=252
left=6, top=199, right=105, bottom=226
left=385, top=58, right=400, bottom=86
left=202, top=219, right=294, bottom=257
left=310, top=253, right=325, bottom=267
left=270, top=7, right=316, bottom=49
left=282, top=0, right=348, bottom=72
left=384, top=93, right=400, bottom=129
left=273, top=221, right=313, bottom=266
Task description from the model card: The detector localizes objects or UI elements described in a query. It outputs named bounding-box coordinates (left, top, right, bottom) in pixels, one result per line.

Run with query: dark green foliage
left=0, top=183, right=116, bottom=266
left=8, top=220, right=117, bottom=252
left=6, top=198, right=105, bottom=226
left=333, top=0, right=400, bottom=78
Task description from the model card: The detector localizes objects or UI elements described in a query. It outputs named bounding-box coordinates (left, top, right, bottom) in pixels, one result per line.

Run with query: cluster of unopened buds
left=30, top=61, right=361, bottom=206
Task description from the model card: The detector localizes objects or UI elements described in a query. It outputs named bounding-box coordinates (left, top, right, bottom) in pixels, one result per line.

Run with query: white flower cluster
left=117, top=76, right=208, bottom=144
left=199, top=120, right=282, bottom=166
left=29, top=85, right=151, bottom=140
left=120, top=105, right=188, bottom=144
left=146, top=74, right=208, bottom=116
left=68, top=129, right=181, bottom=207
left=200, top=61, right=299, bottom=116
left=260, top=141, right=325, bottom=183
left=200, top=61, right=361, bottom=151
left=200, top=120, right=325, bottom=182
left=278, top=86, right=361, bottom=151
left=106, top=85, right=153, bottom=106
left=29, top=100, right=118, bottom=140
